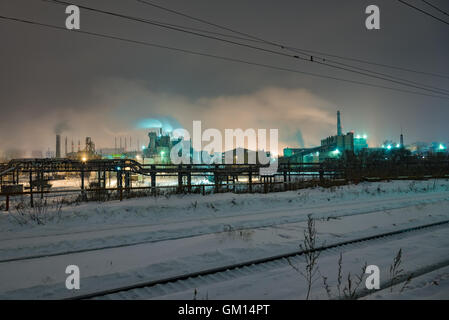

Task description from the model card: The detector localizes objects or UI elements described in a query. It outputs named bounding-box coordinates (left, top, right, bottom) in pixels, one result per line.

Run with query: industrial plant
left=282, top=110, right=447, bottom=164
left=1, top=109, right=446, bottom=168
left=1, top=109, right=448, bottom=205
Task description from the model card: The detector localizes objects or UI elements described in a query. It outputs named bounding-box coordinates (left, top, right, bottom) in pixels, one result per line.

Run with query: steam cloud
left=0, top=79, right=337, bottom=155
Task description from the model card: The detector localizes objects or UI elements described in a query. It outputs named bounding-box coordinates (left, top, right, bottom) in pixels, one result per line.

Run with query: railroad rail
left=66, top=219, right=449, bottom=300
left=3, top=194, right=448, bottom=264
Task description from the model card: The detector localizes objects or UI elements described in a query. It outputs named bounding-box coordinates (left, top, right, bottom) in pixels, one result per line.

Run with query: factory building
left=407, top=142, right=447, bottom=155
left=354, top=135, right=368, bottom=154
left=143, top=129, right=182, bottom=164
left=66, top=137, right=100, bottom=161
left=283, top=110, right=354, bottom=163
left=319, top=132, right=354, bottom=159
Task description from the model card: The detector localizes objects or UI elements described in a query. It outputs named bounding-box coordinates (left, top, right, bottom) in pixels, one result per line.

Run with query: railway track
left=66, top=219, right=449, bottom=300
left=2, top=193, right=448, bottom=264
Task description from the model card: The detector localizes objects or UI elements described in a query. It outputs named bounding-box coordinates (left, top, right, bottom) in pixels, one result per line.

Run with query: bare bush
left=400, top=274, right=413, bottom=293
left=287, top=214, right=321, bottom=300
left=321, top=253, right=367, bottom=300
left=389, top=248, right=404, bottom=292
left=321, top=248, right=412, bottom=299
left=342, top=262, right=367, bottom=299
left=9, top=198, right=63, bottom=225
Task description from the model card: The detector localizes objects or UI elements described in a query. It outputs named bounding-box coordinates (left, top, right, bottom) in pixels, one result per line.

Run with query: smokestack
left=64, top=136, right=68, bottom=157
left=71, top=140, right=74, bottom=153
left=400, top=133, right=404, bottom=148
left=337, top=110, right=342, bottom=136
left=56, top=134, right=61, bottom=158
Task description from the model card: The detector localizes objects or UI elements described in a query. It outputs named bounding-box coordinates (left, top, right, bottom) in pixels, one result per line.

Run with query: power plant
left=141, top=129, right=182, bottom=164
left=283, top=110, right=354, bottom=163
left=281, top=110, right=446, bottom=163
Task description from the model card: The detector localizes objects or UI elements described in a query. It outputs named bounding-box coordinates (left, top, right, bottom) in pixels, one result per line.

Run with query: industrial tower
left=337, top=110, right=342, bottom=136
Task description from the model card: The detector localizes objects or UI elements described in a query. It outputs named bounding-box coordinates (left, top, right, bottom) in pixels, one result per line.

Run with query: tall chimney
left=56, top=134, right=61, bottom=158
left=337, top=110, right=342, bottom=136
left=64, top=136, right=68, bottom=157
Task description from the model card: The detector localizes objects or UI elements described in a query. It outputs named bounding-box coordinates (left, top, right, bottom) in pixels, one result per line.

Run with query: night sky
left=1, top=0, right=448, bottom=154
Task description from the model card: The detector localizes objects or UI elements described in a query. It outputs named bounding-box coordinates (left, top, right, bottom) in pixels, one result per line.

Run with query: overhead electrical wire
left=420, top=0, right=449, bottom=18
left=286, top=47, right=449, bottom=96
left=274, top=46, right=449, bottom=80
left=42, top=0, right=449, bottom=97
left=134, top=0, right=449, bottom=79
left=1, top=14, right=448, bottom=101
left=397, top=0, right=449, bottom=26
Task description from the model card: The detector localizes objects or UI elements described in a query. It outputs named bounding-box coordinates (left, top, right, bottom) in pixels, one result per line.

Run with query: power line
left=286, top=47, right=449, bottom=96
left=277, top=46, right=449, bottom=80
left=134, top=0, right=449, bottom=79
left=397, top=0, right=449, bottom=26
left=39, top=1, right=307, bottom=61
left=2, top=14, right=449, bottom=101
left=135, top=0, right=280, bottom=49
left=420, top=0, right=449, bottom=17
left=43, top=0, right=449, bottom=97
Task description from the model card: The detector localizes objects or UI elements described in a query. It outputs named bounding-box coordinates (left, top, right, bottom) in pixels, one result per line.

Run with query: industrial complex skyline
left=1, top=0, right=448, bottom=155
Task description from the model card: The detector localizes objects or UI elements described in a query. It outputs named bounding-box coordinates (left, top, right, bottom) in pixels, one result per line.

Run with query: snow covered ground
left=0, top=179, right=448, bottom=299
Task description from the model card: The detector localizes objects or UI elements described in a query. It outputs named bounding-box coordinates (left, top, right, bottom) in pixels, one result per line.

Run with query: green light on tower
left=332, top=149, right=340, bottom=156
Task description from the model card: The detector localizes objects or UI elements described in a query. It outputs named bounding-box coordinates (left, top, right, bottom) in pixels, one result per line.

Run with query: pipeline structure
left=1, top=157, right=449, bottom=211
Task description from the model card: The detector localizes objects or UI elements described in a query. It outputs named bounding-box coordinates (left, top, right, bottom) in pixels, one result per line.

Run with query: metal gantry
left=1, top=157, right=449, bottom=211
